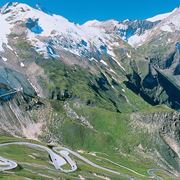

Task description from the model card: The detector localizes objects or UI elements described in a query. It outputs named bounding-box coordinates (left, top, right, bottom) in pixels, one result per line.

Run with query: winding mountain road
left=0, top=156, right=17, bottom=171
left=0, top=85, right=174, bottom=179
left=0, top=142, right=173, bottom=180
left=53, top=146, right=170, bottom=180
left=0, top=142, right=77, bottom=173
left=54, top=147, right=124, bottom=176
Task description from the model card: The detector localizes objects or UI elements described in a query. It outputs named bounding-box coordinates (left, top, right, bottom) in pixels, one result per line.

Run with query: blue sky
left=0, top=0, right=180, bottom=24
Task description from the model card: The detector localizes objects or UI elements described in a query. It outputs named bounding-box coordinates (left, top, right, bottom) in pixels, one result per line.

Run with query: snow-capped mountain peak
left=83, top=19, right=119, bottom=27
left=146, top=8, right=178, bottom=22
left=159, top=7, right=180, bottom=32
left=1, top=2, right=31, bottom=14
left=0, top=2, right=119, bottom=61
left=128, top=7, right=180, bottom=47
left=83, top=20, right=102, bottom=27
left=0, top=2, right=180, bottom=59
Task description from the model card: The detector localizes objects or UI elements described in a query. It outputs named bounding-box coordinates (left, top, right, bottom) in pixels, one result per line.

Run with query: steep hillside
left=0, top=2, right=179, bottom=179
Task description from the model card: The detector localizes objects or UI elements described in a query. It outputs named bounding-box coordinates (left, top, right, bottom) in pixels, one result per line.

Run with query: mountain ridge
left=0, top=2, right=178, bottom=57
left=0, top=2, right=180, bottom=179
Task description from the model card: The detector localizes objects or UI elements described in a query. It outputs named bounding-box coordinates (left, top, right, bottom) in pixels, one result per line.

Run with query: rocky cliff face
left=131, top=111, right=180, bottom=174
left=125, top=42, right=180, bottom=109
left=0, top=91, right=51, bottom=139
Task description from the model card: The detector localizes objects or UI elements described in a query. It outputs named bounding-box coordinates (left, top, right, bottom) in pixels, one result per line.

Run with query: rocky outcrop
left=0, top=92, right=50, bottom=139
left=131, top=111, right=180, bottom=174
left=64, top=102, right=93, bottom=129
left=126, top=48, right=180, bottom=109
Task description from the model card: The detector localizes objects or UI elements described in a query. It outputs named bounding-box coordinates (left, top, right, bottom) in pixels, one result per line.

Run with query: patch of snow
left=147, top=9, right=176, bottom=22
left=28, top=79, right=39, bottom=95
left=0, top=2, right=16, bottom=14
left=20, top=62, right=25, bottom=67
left=90, top=57, right=98, bottom=62
left=160, top=25, right=173, bottom=32
left=0, top=3, right=119, bottom=58
left=123, top=19, right=129, bottom=23
left=83, top=20, right=101, bottom=27
left=2, top=57, right=7, bottom=62
left=0, top=3, right=138, bottom=58
left=147, top=13, right=170, bottom=22
left=14, top=51, right=18, bottom=57
left=100, top=59, right=108, bottom=66
left=118, top=24, right=128, bottom=31
left=109, top=68, right=116, bottom=74
left=111, top=85, right=115, bottom=89
left=112, top=57, right=125, bottom=71
left=31, top=39, right=49, bottom=56
left=107, top=42, right=120, bottom=58
left=107, top=49, right=116, bottom=58
left=168, top=38, right=171, bottom=42
left=122, top=88, right=125, bottom=93
left=7, top=44, right=13, bottom=51
left=126, top=8, right=180, bottom=46
left=126, top=52, right=131, bottom=58
left=124, top=95, right=130, bottom=104
left=160, top=8, right=180, bottom=32
left=0, top=15, right=12, bottom=51
left=2, top=2, right=179, bottom=61
left=128, top=30, right=150, bottom=47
